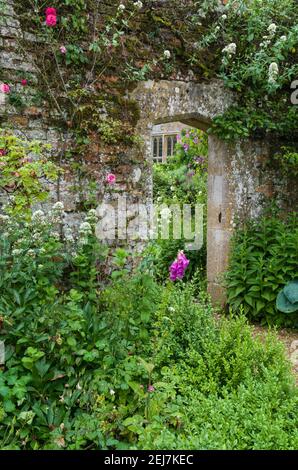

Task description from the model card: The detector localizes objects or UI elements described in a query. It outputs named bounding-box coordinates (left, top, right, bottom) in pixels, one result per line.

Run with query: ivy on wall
left=0, top=0, right=297, bottom=151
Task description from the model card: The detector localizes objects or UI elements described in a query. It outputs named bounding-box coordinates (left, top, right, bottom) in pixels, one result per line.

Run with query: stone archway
left=131, top=79, right=268, bottom=304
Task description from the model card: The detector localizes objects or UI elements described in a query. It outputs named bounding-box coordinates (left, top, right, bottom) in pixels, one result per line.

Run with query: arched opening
left=149, top=120, right=208, bottom=285
left=131, top=80, right=236, bottom=304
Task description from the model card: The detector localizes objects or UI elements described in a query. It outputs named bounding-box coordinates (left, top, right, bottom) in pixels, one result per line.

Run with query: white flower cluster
left=78, top=221, right=92, bottom=245
left=118, top=3, right=125, bottom=11
left=52, top=201, right=64, bottom=212
left=32, top=210, right=45, bottom=223
left=260, top=37, right=270, bottom=48
left=32, top=231, right=42, bottom=242
left=50, top=201, right=65, bottom=224
left=52, top=232, right=61, bottom=240
left=27, top=249, right=36, bottom=258
left=164, top=50, right=171, bottom=59
left=268, top=62, right=279, bottom=84
left=134, top=1, right=143, bottom=8
left=85, top=209, right=98, bottom=224
left=222, top=43, right=237, bottom=57
left=12, top=248, right=22, bottom=257
left=268, top=23, right=277, bottom=36
left=79, top=222, right=92, bottom=236
left=64, top=227, right=74, bottom=243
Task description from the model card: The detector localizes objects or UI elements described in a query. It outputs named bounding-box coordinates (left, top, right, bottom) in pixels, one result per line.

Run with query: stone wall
left=131, top=80, right=298, bottom=303
left=1, top=1, right=297, bottom=304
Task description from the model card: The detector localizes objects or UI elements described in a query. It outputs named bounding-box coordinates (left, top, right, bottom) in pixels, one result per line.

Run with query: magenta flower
left=183, top=143, right=189, bottom=152
left=169, top=251, right=190, bottom=281
left=45, top=7, right=56, bottom=16
left=60, top=46, right=67, bottom=54
left=0, top=83, right=10, bottom=94
left=46, top=14, right=57, bottom=26
left=0, top=149, right=7, bottom=156
left=21, top=79, right=27, bottom=86
left=106, top=173, right=116, bottom=184
left=147, top=385, right=155, bottom=393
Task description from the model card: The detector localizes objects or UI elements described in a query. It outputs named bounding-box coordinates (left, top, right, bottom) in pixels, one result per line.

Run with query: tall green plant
left=226, top=213, right=298, bottom=327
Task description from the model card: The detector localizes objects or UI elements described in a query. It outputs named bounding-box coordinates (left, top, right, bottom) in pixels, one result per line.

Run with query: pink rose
left=21, top=79, right=27, bottom=86
left=45, top=7, right=56, bottom=16
left=0, top=83, right=10, bottom=94
left=106, top=173, right=116, bottom=184
left=46, top=14, right=57, bottom=27
left=60, top=46, right=67, bottom=54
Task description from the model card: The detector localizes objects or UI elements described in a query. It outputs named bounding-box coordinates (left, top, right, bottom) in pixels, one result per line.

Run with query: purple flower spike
left=169, top=250, right=190, bottom=281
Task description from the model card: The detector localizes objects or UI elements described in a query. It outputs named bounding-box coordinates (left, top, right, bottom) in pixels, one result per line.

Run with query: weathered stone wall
left=131, top=80, right=298, bottom=302
left=0, top=0, right=59, bottom=143
left=0, top=1, right=151, bottom=234
left=1, top=1, right=297, bottom=304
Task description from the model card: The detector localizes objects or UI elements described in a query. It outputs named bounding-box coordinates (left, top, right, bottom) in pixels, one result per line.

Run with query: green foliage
left=101, top=283, right=298, bottom=450
left=143, top=129, right=207, bottom=283
left=273, top=147, right=298, bottom=177
left=0, top=208, right=158, bottom=449
left=141, top=238, right=206, bottom=287
left=0, top=215, right=297, bottom=449
left=5, top=0, right=297, bottom=145
left=0, top=130, right=59, bottom=216
left=153, top=129, right=208, bottom=205
left=133, top=283, right=298, bottom=450
left=226, top=212, right=298, bottom=327
left=210, top=0, right=298, bottom=140
left=1, top=1, right=298, bottom=451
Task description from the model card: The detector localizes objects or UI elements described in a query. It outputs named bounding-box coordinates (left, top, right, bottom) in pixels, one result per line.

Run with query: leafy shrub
left=114, top=283, right=298, bottom=450
left=0, top=207, right=159, bottom=449
left=226, top=212, right=298, bottom=327
left=153, top=129, right=208, bottom=206
left=0, top=206, right=297, bottom=450
left=273, top=147, right=298, bottom=178
left=141, top=238, right=206, bottom=285
left=0, top=130, right=59, bottom=216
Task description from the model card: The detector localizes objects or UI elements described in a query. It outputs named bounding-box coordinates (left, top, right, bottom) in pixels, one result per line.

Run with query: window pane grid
left=152, top=133, right=178, bottom=163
